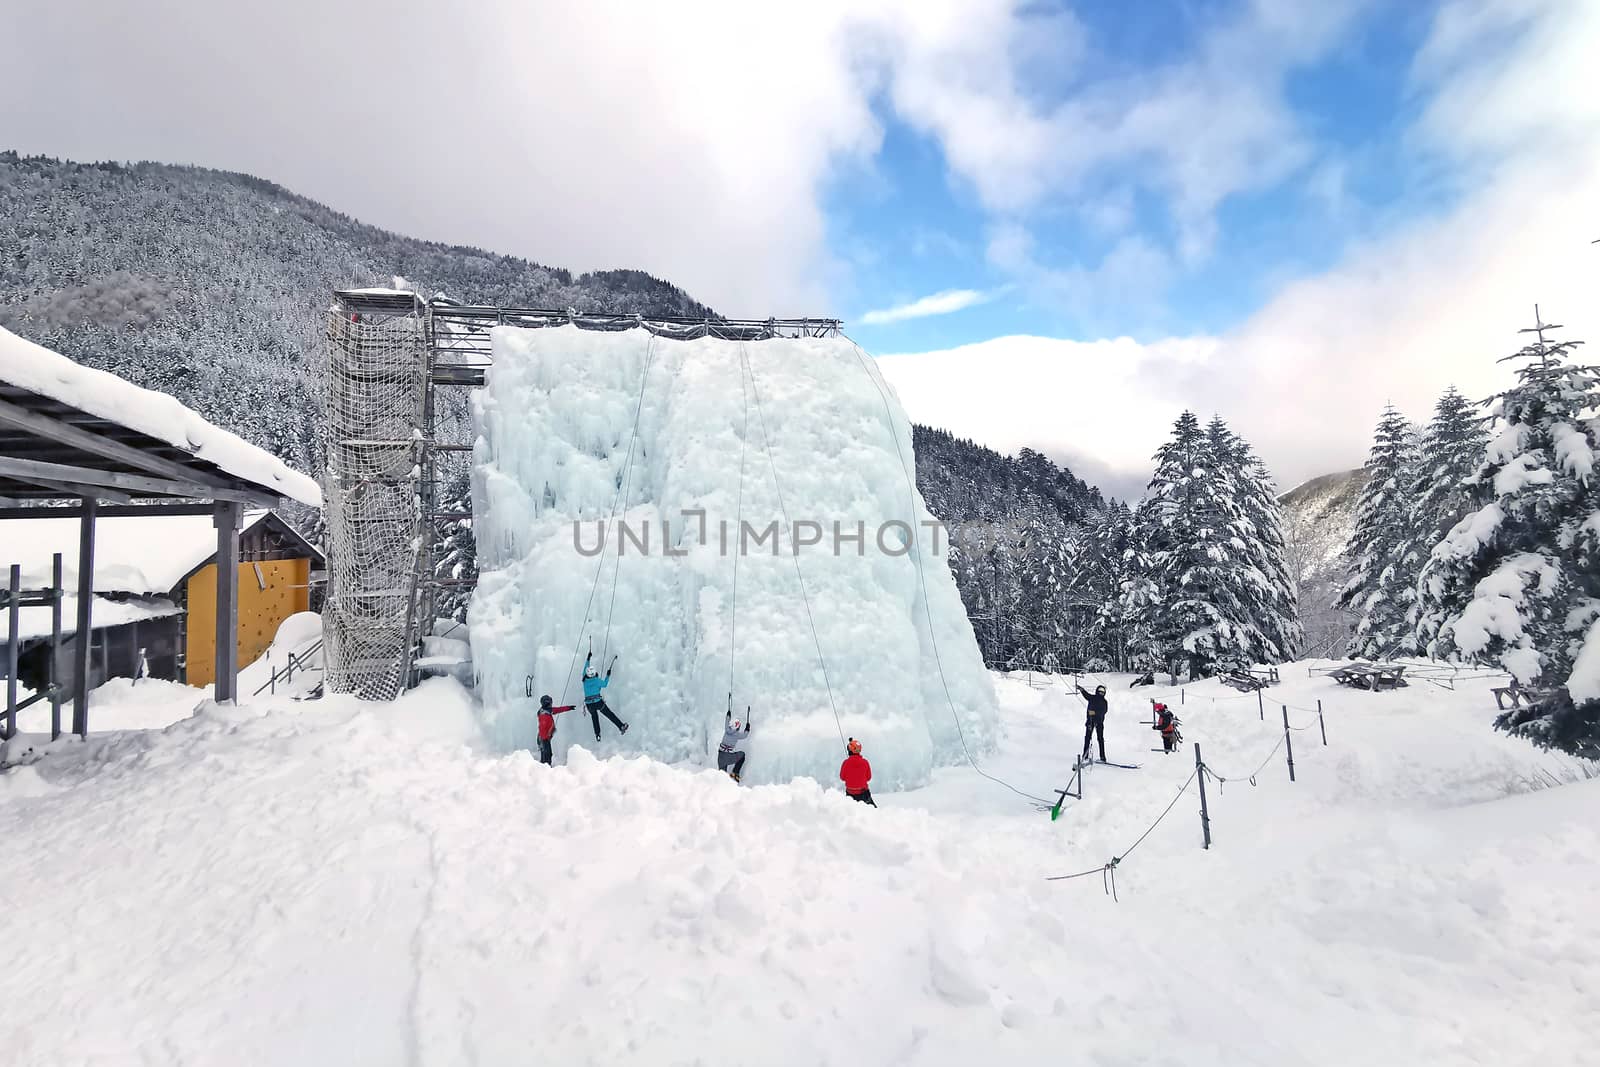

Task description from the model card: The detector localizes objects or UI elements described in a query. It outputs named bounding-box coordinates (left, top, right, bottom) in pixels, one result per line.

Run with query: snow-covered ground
left=2, top=665, right=1594, bottom=1066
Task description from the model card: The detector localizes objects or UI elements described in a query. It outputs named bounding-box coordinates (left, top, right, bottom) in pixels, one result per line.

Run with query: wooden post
left=1194, top=742, right=1211, bottom=849
left=1282, top=705, right=1296, bottom=782
left=1181, top=687, right=1185, bottom=706
left=213, top=501, right=242, bottom=704
left=72, top=497, right=97, bottom=737
left=1256, top=687, right=1265, bottom=721
left=50, top=552, right=62, bottom=741
left=1318, top=699, right=1327, bottom=747
left=5, top=564, right=18, bottom=740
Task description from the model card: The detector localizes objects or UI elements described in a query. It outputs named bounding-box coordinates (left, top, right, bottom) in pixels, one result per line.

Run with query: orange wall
left=185, top=558, right=311, bottom=687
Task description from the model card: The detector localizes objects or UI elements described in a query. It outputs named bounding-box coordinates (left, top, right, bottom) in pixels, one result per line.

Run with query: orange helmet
left=847, top=738, right=863, bottom=756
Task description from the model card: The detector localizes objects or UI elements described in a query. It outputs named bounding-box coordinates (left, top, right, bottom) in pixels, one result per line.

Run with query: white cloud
left=0, top=0, right=1375, bottom=320
left=859, top=288, right=992, bottom=325
left=875, top=334, right=1219, bottom=496
left=874, top=0, right=1600, bottom=498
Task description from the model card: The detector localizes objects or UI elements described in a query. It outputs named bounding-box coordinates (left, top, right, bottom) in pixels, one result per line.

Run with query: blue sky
left=840, top=0, right=1445, bottom=352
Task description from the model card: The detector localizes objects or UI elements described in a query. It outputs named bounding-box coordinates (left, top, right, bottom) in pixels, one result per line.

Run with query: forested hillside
left=0, top=152, right=712, bottom=483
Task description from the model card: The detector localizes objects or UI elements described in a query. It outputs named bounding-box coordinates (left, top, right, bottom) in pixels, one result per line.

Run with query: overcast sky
left=2, top=0, right=1596, bottom=495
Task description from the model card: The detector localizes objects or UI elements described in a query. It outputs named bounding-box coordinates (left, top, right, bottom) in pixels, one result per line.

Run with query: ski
left=1093, top=760, right=1141, bottom=769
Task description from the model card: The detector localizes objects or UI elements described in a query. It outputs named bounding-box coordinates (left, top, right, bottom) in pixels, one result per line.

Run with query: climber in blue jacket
left=582, top=652, right=629, bottom=742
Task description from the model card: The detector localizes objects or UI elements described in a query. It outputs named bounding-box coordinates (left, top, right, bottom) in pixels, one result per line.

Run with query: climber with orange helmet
left=839, top=737, right=875, bottom=806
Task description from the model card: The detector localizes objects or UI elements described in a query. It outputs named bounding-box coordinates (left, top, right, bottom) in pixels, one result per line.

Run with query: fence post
left=1282, top=705, right=1296, bottom=782
left=50, top=552, right=63, bottom=741
left=5, top=564, right=18, bottom=741
left=1194, top=742, right=1212, bottom=849
left=1318, top=699, right=1327, bottom=747
left=1256, top=687, right=1264, bottom=721
left=1181, top=688, right=1185, bottom=706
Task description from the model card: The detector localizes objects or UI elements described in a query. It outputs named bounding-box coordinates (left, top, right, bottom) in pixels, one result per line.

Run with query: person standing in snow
left=1151, top=702, right=1181, bottom=754
left=536, top=694, right=576, bottom=765
left=1075, top=682, right=1110, bottom=762
left=718, top=706, right=751, bottom=782
left=839, top=737, right=875, bottom=806
left=582, top=652, right=630, bottom=742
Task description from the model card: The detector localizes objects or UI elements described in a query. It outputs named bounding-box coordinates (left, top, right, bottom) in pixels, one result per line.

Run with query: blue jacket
left=582, top=672, right=609, bottom=703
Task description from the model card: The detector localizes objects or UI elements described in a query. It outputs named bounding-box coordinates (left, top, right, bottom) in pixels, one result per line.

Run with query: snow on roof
left=12, top=596, right=182, bottom=642
left=3, top=509, right=278, bottom=594
left=0, top=326, right=321, bottom=508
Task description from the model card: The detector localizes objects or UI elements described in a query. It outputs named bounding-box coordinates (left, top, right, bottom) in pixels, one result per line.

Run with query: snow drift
left=469, top=326, right=996, bottom=788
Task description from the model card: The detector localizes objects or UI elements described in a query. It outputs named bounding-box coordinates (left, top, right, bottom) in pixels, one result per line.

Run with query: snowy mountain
left=1278, top=468, right=1365, bottom=657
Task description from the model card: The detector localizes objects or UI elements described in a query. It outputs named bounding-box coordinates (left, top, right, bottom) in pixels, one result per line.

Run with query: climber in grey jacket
left=718, top=706, right=751, bottom=782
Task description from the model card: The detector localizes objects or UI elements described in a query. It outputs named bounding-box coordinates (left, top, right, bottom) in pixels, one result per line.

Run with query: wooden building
left=5, top=510, right=321, bottom=693
left=1, top=324, right=321, bottom=738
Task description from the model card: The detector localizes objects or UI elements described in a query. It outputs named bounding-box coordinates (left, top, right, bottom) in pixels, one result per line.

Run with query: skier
left=839, top=737, right=875, bottom=806
left=718, top=706, right=751, bottom=782
left=1074, top=681, right=1110, bottom=762
left=535, top=694, right=576, bottom=765
left=1152, top=701, right=1181, bottom=754
left=581, top=652, right=630, bottom=742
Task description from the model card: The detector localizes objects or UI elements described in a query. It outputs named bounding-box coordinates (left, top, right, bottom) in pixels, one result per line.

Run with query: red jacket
left=537, top=704, right=574, bottom=741
left=839, top=754, right=872, bottom=794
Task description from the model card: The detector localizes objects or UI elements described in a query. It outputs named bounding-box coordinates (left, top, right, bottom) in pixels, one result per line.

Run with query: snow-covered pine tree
left=1338, top=404, right=1421, bottom=658
left=1404, top=386, right=1489, bottom=650
left=1140, top=411, right=1255, bottom=677
left=1418, top=311, right=1599, bottom=757
left=1117, top=500, right=1164, bottom=673
left=1204, top=416, right=1301, bottom=663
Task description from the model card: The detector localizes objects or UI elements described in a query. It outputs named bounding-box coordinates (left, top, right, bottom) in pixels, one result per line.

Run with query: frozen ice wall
left=469, top=325, right=996, bottom=789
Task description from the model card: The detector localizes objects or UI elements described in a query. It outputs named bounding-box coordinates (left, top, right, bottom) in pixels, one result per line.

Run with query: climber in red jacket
left=839, top=737, right=876, bottom=806
left=536, top=694, right=576, bottom=765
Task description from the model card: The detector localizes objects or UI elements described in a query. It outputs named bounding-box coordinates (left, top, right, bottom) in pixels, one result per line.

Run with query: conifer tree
left=1141, top=411, right=1255, bottom=677
left=1418, top=311, right=1600, bottom=757
left=1339, top=404, right=1421, bottom=658
left=1404, top=387, right=1489, bottom=649
left=1204, top=416, right=1302, bottom=662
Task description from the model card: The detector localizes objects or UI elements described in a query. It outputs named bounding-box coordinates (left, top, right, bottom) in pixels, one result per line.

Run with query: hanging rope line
left=1202, top=730, right=1288, bottom=789
left=740, top=340, right=847, bottom=746
left=559, top=332, right=659, bottom=704
left=1045, top=766, right=1201, bottom=900
left=844, top=336, right=1051, bottom=807
left=728, top=343, right=750, bottom=698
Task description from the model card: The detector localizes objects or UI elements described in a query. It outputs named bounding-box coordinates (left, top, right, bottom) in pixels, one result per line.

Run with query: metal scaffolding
left=322, top=290, right=843, bottom=696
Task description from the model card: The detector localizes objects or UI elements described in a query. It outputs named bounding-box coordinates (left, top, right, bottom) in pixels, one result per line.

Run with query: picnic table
left=1330, top=663, right=1408, bottom=691
left=1491, top=681, right=1553, bottom=710
left=1220, top=670, right=1268, bottom=692
left=1219, top=665, right=1279, bottom=691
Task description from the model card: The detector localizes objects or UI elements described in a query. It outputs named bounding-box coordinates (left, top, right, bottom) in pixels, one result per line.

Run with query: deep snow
left=2, top=664, right=1594, bottom=1066
left=470, top=326, right=995, bottom=788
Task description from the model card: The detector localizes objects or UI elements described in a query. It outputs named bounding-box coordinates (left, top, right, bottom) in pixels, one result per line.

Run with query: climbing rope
left=559, top=332, right=659, bottom=704
left=728, top=342, right=749, bottom=697
left=741, top=341, right=847, bottom=746
left=844, top=336, right=1051, bottom=807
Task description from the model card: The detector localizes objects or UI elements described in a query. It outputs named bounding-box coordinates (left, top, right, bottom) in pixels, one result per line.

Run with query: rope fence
left=1046, top=701, right=1332, bottom=899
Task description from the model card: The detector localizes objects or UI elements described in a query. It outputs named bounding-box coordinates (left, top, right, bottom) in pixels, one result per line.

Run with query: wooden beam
left=0, top=395, right=245, bottom=494
left=0, top=456, right=276, bottom=507
left=72, top=498, right=96, bottom=736
left=12, top=477, right=135, bottom=505
left=214, top=501, right=242, bottom=704
left=0, top=502, right=229, bottom=520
